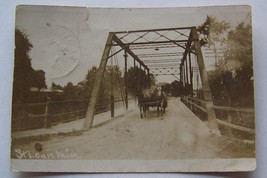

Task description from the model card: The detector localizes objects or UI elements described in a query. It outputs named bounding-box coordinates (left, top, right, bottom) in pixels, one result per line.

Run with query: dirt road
left=12, top=97, right=254, bottom=159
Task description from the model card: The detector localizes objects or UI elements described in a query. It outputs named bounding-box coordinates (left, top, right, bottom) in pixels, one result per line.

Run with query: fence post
left=44, top=97, right=51, bottom=128
left=227, top=110, right=233, bottom=137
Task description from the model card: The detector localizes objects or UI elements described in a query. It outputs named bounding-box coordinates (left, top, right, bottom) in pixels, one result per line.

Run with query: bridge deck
left=12, top=98, right=254, bottom=159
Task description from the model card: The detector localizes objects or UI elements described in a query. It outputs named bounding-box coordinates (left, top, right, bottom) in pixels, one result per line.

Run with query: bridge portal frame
left=82, top=27, right=219, bottom=133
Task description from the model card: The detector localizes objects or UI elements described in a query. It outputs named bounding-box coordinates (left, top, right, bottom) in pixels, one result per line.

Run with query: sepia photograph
left=10, top=5, right=255, bottom=172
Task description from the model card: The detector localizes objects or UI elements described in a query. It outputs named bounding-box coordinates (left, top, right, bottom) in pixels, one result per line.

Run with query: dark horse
left=137, top=87, right=167, bottom=119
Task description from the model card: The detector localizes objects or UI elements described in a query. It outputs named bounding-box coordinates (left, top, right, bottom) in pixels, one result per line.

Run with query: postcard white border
left=1, top=0, right=267, bottom=177
left=11, top=159, right=256, bottom=172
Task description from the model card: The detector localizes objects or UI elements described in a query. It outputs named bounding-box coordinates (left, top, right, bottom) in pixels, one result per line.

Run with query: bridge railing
left=11, top=97, right=134, bottom=131
left=181, top=97, right=208, bottom=121
left=181, top=96, right=255, bottom=143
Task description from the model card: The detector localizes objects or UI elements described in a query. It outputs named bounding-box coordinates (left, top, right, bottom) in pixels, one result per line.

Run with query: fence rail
left=181, top=97, right=207, bottom=121
left=181, top=96, right=255, bottom=142
left=11, top=97, right=133, bottom=131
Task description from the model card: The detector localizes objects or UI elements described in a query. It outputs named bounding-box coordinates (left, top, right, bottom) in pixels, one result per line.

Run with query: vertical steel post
left=179, top=64, right=183, bottom=84
left=191, top=27, right=219, bottom=133
left=183, top=64, right=186, bottom=95
left=83, top=33, right=114, bottom=130
left=124, top=50, right=128, bottom=110
left=140, top=64, right=142, bottom=84
left=143, top=69, right=146, bottom=86
left=189, top=52, right=193, bottom=96
left=110, top=57, right=114, bottom=117
left=138, top=63, right=142, bottom=90
left=185, top=56, right=189, bottom=96
left=182, top=64, right=185, bottom=85
left=191, top=28, right=212, bottom=100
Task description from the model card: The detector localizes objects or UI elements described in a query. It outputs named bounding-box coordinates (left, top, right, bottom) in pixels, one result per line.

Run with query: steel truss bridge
left=82, top=26, right=218, bottom=133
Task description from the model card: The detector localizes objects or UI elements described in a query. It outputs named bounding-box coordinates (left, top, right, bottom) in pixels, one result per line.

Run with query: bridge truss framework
left=83, top=26, right=218, bottom=133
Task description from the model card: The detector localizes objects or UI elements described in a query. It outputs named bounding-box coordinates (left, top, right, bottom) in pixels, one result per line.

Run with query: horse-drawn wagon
left=137, top=86, right=167, bottom=118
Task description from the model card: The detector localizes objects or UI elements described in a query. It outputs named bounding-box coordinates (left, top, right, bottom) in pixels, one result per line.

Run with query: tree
left=207, top=61, right=232, bottom=105
left=13, top=29, right=48, bottom=103
left=63, top=82, right=77, bottom=100
left=197, top=16, right=230, bottom=68
left=72, top=65, right=118, bottom=101
left=160, top=83, right=171, bottom=95
left=51, top=82, right=63, bottom=90
left=224, top=22, right=252, bottom=68
left=13, top=29, right=34, bottom=103
left=127, top=66, right=155, bottom=96
left=79, top=66, right=98, bottom=99
left=197, top=16, right=230, bottom=47
left=224, top=23, right=253, bottom=107
left=31, top=70, right=47, bottom=90
left=205, top=21, right=253, bottom=107
left=103, top=65, right=124, bottom=99
left=170, top=80, right=183, bottom=97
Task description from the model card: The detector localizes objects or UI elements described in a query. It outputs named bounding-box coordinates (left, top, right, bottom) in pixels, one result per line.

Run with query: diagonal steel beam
left=150, top=68, right=179, bottom=74
left=151, top=68, right=179, bottom=76
left=172, top=74, right=180, bottom=80
left=153, top=31, right=188, bottom=50
left=112, top=35, right=149, bottom=71
left=83, top=32, right=114, bottom=130
left=191, top=27, right=219, bottom=132
left=174, top=29, right=190, bottom=38
left=180, top=32, right=193, bottom=74
left=153, top=73, right=180, bottom=76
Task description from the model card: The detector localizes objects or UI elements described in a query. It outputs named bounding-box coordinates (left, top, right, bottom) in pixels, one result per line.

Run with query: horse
left=137, top=89, right=159, bottom=118
left=137, top=86, right=167, bottom=119
left=156, top=86, right=168, bottom=116
left=160, top=92, right=168, bottom=115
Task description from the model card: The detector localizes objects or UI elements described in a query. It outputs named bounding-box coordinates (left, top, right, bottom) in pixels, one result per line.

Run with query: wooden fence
left=181, top=96, right=255, bottom=143
left=11, top=98, right=129, bottom=131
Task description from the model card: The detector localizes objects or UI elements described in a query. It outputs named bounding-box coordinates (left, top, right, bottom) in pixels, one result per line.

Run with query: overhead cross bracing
left=128, top=43, right=186, bottom=50
left=147, top=63, right=181, bottom=68
left=83, top=26, right=217, bottom=131
left=150, top=68, right=180, bottom=77
left=137, top=52, right=184, bottom=58
left=142, top=58, right=180, bottom=63
left=109, top=27, right=195, bottom=79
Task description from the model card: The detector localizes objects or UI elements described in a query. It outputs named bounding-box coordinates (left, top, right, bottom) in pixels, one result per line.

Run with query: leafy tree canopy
left=127, top=66, right=155, bottom=96
left=197, top=16, right=230, bottom=47
left=204, top=20, right=253, bottom=107
left=13, top=29, right=47, bottom=103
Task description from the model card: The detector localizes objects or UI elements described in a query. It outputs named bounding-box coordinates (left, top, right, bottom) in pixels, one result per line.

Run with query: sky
left=15, top=5, right=251, bottom=87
